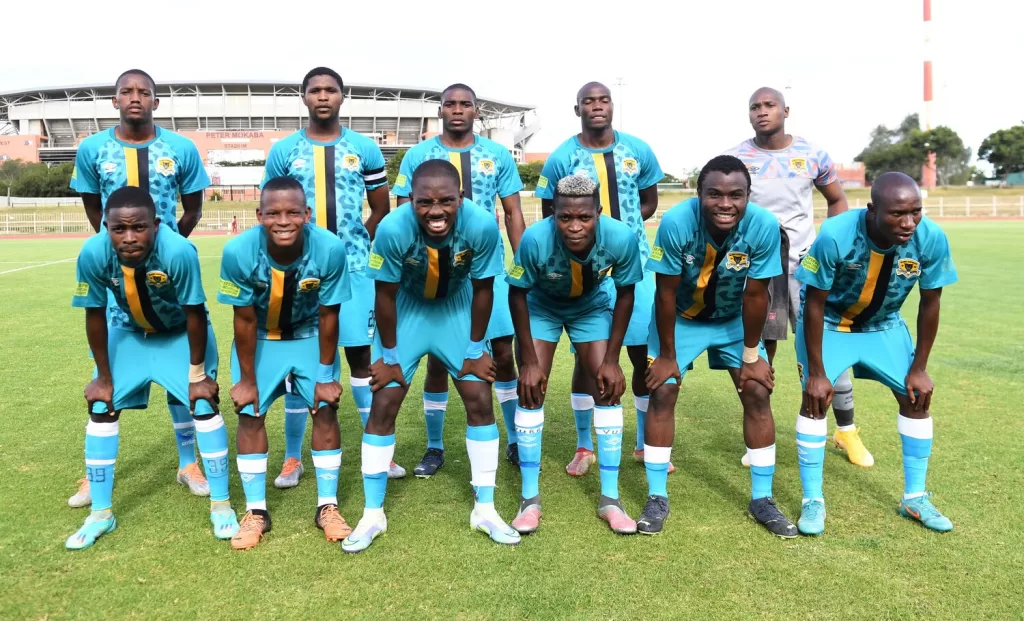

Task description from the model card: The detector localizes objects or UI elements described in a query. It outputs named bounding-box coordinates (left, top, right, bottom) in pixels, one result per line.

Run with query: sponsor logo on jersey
left=395, top=173, right=407, bottom=187
left=622, top=158, right=639, bottom=175
left=110, top=278, right=120, bottom=288
left=368, top=252, right=384, bottom=269
left=650, top=246, right=664, bottom=261
left=726, top=252, right=750, bottom=271
left=537, top=176, right=548, bottom=189
left=75, top=282, right=90, bottom=296
left=146, top=271, right=170, bottom=287
left=801, top=255, right=820, bottom=274
left=343, top=154, right=360, bottom=171
left=404, top=257, right=421, bottom=265
left=747, top=165, right=761, bottom=175
left=102, top=161, right=118, bottom=174
left=292, top=158, right=306, bottom=169
left=479, top=159, right=495, bottom=175
left=298, top=278, right=321, bottom=291
left=219, top=280, right=241, bottom=297
left=508, top=265, right=525, bottom=279
left=897, top=258, right=921, bottom=278
left=788, top=157, right=808, bottom=174
left=546, top=272, right=564, bottom=280
left=684, top=254, right=695, bottom=265
left=156, top=158, right=176, bottom=177
left=845, top=263, right=862, bottom=270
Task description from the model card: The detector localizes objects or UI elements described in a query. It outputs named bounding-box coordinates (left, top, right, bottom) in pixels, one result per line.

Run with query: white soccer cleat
left=68, top=478, right=91, bottom=508
left=387, top=461, right=407, bottom=479
left=341, top=511, right=388, bottom=553
left=274, top=458, right=304, bottom=489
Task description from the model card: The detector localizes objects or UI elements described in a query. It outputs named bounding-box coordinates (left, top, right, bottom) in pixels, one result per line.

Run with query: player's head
left=553, top=174, right=600, bottom=254
left=697, top=155, right=751, bottom=236
left=105, top=186, right=158, bottom=265
left=411, top=159, right=462, bottom=240
left=259, top=176, right=310, bottom=249
left=113, top=69, right=159, bottom=125
left=439, top=83, right=477, bottom=136
left=574, top=82, right=613, bottom=131
left=748, top=86, right=788, bottom=137
left=302, top=67, right=345, bottom=123
left=867, top=172, right=922, bottom=247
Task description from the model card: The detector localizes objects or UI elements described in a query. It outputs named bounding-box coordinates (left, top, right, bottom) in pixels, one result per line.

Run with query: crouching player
left=218, top=176, right=352, bottom=550
left=506, top=175, right=643, bottom=535
left=642, top=155, right=796, bottom=537
left=794, top=172, right=958, bottom=535
left=66, top=186, right=237, bottom=549
left=342, top=160, right=520, bottom=552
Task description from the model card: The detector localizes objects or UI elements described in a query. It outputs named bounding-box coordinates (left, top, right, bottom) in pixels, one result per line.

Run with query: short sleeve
left=534, top=154, right=565, bottom=200
left=217, top=238, right=256, bottom=306
left=392, top=149, right=417, bottom=198
left=469, top=216, right=503, bottom=280
left=166, top=239, right=207, bottom=306
left=318, top=238, right=352, bottom=306
left=636, top=140, right=664, bottom=190
left=362, top=142, right=388, bottom=191
left=919, top=228, right=958, bottom=290
left=71, top=237, right=109, bottom=308
left=70, top=142, right=100, bottom=194
left=796, top=225, right=839, bottom=290
left=747, top=217, right=783, bottom=280
left=261, top=142, right=288, bottom=189
left=814, top=147, right=839, bottom=187
left=496, top=148, right=525, bottom=198
left=611, top=232, right=643, bottom=287
left=367, top=216, right=406, bottom=283
left=506, top=228, right=540, bottom=289
left=177, top=140, right=211, bottom=195
left=647, top=207, right=688, bottom=276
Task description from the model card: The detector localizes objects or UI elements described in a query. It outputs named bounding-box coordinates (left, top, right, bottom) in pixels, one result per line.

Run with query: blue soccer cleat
left=798, top=500, right=826, bottom=536
left=899, top=494, right=953, bottom=532
left=66, top=512, right=117, bottom=550
left=211, top=505, right=240, bottom=540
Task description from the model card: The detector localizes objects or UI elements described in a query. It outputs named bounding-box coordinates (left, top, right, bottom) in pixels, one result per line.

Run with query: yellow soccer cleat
left=834, top=427, right=875, bottom=468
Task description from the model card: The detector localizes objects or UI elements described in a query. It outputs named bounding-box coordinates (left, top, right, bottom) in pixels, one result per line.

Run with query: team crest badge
left=343, top=154, right=360, bottom=171
left=796, top=362, right=805, bottom=383
left=454, top=249, right=473, bottom=266
left=156, top=158, right=176, bottom=177
left=646, top=356, right=655, bottom=368
left=146, top=271, right=170, bottom=287
left=622, top=158, right=639, bottom=175
left=726, top=252, right=750, bottom=271
left=298, top=278, right=321, bottom=291
left=479, top=159, right=495, bottom=175
left=788, top=157, right=808, bottom=174
left=897, top=258, right=921, bottom=278
left=597, top=265, right=613, bottom=279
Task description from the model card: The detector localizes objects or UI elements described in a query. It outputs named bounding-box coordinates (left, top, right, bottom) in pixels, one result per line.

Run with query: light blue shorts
left=230, top=337, right=341, bottom=416
left=647, top=314, right=767, bottom=385
left=795, top=321, right=914, bottom=393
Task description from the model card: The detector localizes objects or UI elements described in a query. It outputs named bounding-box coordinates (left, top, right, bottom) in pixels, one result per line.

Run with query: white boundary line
left=0, top=258, right=74, bottom=275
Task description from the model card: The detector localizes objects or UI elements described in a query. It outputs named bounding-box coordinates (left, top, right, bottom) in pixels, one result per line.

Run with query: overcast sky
left=2, top=0, right=1021, bottom=175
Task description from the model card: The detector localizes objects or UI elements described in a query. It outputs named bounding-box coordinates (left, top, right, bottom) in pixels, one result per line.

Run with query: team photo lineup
left=63, top=64, right=959, bottom=555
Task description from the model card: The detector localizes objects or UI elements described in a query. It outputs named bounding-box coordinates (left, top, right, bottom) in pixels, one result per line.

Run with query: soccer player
left=536, top=82, right=666, bottom=476
left=262, top=66, right=404, bottom=486
left=393, top=83, right=526, bottom=476
left=68, top=68, right=212, bottom=508
left=794, top=172, right=957, bottom=535
left=641, top=155, right=796, bottom=537
left=218, top=176, right=352, bottom=550
left=725, top=87, right=872, bottom=469
left=66, top=187, right=236, bottom=549
left=506, top=175, right=642, bottom=535
left=341, top=160, right=520, bottom=553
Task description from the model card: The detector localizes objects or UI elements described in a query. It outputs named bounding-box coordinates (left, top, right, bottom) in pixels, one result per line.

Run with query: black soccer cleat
left=637, top=495, right=670, bottom=535
left=505, top=442, right=521, bottom=468
left=413, top=448, right=445, bottom=478
left=748, top=497, right=798, bottom=539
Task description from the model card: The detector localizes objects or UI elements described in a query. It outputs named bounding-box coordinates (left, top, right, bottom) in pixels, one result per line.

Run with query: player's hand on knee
left=313, top=380, right=343, bottom=414
left=596, top=361, right=626, bottom=404
left=517, top=362, right=547, bottom=410
left=804, top=375, right=833, bottom=419
left=645, top=356, right=680, bottom=392
left=738, top=358, right=775, bottom=394
left=370, top=359, right=408, bottom=392
left=230, top=378, right=260, bottom=417
left=189, top=376, right=220, bottom=415
left=85, top=376, right=115, bottom=416
left=904, top=369, right=934, bottom=412
left=459, top=352, right=496, bottom=384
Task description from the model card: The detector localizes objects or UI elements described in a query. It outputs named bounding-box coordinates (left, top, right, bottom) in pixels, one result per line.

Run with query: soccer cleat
left=633, top=450, right=676, bottom=474
left=899, top=494, right=953, bottom=532
left=566, top=448, right=596, bottom=476
left=470, top=506, right=521, bottom=545
left=834, top=427, right=875, bottom=468
left=211, top=503, right=240, bottom=540
left=797, top=500, right=826, bottom=536
left=68, top=478, right=91, bottom=508
left=341, top=512, right=388, bottom=553
left=231, top=510, right=271, bottom=550
left=637, top=495, right=670, bottom=535
left=598, top=496, right=637, bottom=535
left=741, top=452, right=750, bottom=468
left=65, top=512, right=117, bottom=550
left=413, top=448, right=445, bottom=478
left=177, top=463, right=210, bottom=497
left=274, top=458, right=304, bottom=489
left=387, top=461, right=407, bottom=479
left=505, top=443, right=521, bottom=468
left=510, top=497, right=542, bottom=534
left=315, top=504, right=353, bottom=542
left=748, top=497, right=798, bottom=539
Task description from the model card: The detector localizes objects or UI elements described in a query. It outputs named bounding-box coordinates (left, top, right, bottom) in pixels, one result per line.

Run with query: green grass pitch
left=0, top=221, right=1022, bottom=619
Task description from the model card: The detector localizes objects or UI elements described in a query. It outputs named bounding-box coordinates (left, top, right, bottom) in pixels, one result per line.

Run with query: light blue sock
left=748, top=445, right=776, bottom=500
left=167, top=403, right=197, bottom=469
left=495, top=380, right=519, bottom=446
left=85, top=420, right=119, bottom=511
left=283, top=391, right=308, bottom=462
left=644, top=444, right=671, bottom=498
left=466, top=424, right=499, bottom=504
left=312, top=448, right=342, bottom=506
left=350, top=376, right=372, bottom=429
left=634, top=395, right=649, bottom=452
left=423, top=390, right=448, bottom=450
left=515, top=406, right=544, bottom=499
left=236, top=453, right=268, bottom=511
left=571, top=393, right=594, bottom=451
left=194, top=415, right=230, bottom=502
left=796, top=416, right=827, bottom=502
left=898, top=415, right=933, bottom=499
left=362, top=433, right=395, bottom=509
left=595, top=405, right=624, bottom=499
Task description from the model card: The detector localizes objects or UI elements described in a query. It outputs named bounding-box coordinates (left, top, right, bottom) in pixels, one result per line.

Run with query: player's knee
left=650, top=383, right=679, bottom=414
left=236, top=414, right=265, bottom=432
left=740, top=381, right=772, bottom=410
left=463, top=388, right=495, bottom=426
left=344, top=345, right=371, bottom=374
left=491, top=338, right=515, bottom=374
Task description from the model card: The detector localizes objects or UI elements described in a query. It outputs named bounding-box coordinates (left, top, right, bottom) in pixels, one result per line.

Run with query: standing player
left=342, top=160, right=520, bottom=553
left=393, top=83, right=526, bottom=475
left=641, top=156, right=796, bottom=538
left=794, top=172, right=957, bottom=535
left=506, top=175, right=642, bottom=535
left=536, top=82, right=667, bottom=476
left=218, top=177, right=353, bottom=550
left=725, top=87, right=871, bottom=469
left=66, top=187, right=237, bottom=549
left=68, top=68, right=212, bottom=508
left=262, top=66, right=404, bottom=486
